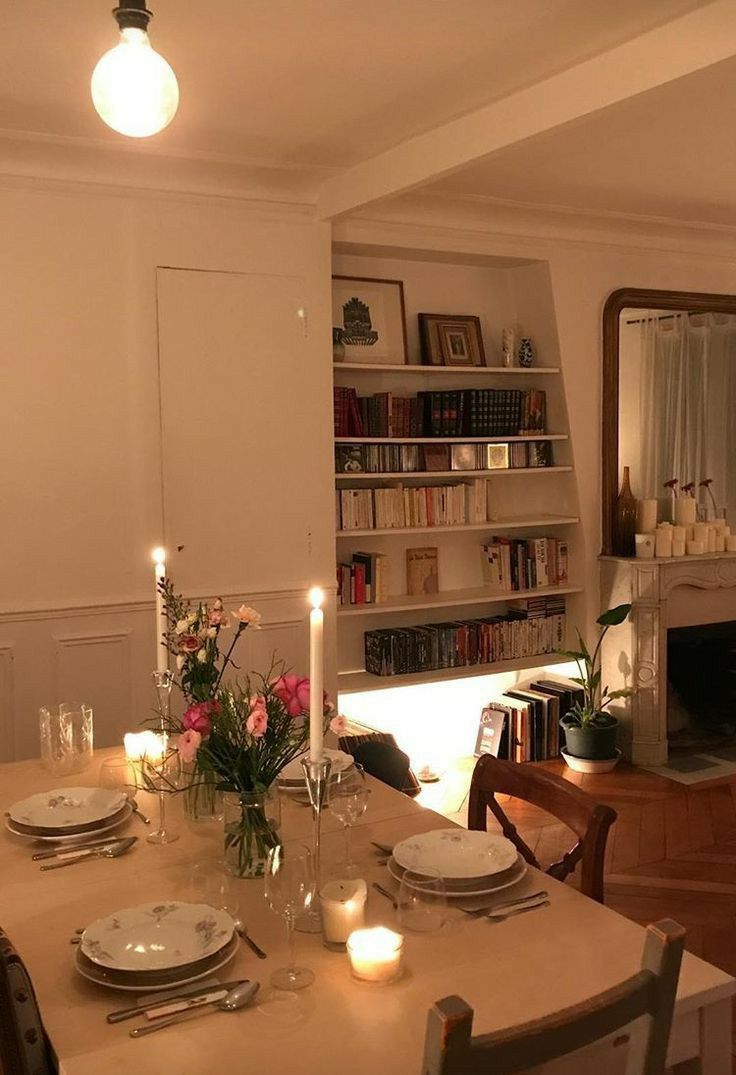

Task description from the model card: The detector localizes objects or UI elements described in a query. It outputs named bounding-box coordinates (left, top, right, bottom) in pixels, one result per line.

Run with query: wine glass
left=397, top=866, right=447, bottom=933
left=142, top=738, right=181, bottom=845
left=99, top=756, right=136, bottom=794
left=264, top=844, right=316, bottom=991
left=328, top=763, right=369, bottom=877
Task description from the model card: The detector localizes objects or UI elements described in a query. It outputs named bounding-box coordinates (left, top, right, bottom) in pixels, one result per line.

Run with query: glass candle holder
left=347, top=926, right=404, bottom=984
left=39, top=704, right=93, bottom=776
left=320, top=879, right=367, bottom=950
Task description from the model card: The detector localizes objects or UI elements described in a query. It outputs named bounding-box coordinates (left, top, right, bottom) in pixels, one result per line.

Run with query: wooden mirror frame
left=601, top=286, right=736, bottom=555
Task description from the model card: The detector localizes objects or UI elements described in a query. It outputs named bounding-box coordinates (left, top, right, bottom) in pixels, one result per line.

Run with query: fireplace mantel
left=600, top=553, right=736, bottom=765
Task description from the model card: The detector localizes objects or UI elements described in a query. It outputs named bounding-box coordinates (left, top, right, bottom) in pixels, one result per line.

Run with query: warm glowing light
left=346, top=926, right=404, bottom=983
left=309, top=587, right=325, bottom=610
left=152, top=547, right=166, bottom=565
left=91, top=26, right=179, bottom=138
left=124, top=730, right=165, bottom=763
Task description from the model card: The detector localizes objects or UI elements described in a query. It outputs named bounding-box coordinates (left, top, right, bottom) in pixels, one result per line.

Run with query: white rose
left=175, top=619, right=188, bottom=636
left=186, top=612, right=197, bottom=626
left=196, top=648, right=208, bottom=663
left=207, top=626, right=217, bottom=639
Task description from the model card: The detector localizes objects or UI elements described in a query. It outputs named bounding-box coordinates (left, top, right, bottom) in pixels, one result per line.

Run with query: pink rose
left=246, top=699, right=268, bottom=738
left=329, top=714, right=347, bottom=735
left=178, top=729, right=202, bottom=764
left=178, top=633, right=202, bottom=654
left=182, top=700, right=219, bottom=737
left=208, top=608, right=227, bottom=627
left=231, top=605, right=262, bottom=629
left=272, top=674, right=310, bottom=717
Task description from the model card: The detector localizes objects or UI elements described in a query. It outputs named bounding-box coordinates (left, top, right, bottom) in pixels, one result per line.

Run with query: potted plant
left=559, top=603, right=634, bottom=768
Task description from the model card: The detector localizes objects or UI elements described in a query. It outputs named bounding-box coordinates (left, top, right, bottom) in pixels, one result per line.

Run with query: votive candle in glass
left=347, top=926, right=404, bottom=984
left=320, top=879, right=367, bottom=948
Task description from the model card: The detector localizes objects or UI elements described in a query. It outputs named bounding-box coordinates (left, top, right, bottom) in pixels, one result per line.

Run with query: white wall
left=0, top=179, right=334, bottom=759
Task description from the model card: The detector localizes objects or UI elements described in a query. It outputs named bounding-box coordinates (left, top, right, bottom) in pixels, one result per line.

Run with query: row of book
left=480, top=537, right=569, bottom=592
left=364, top=597, right=566, bottom=676
left=337, top=552, right=388, bottom=606
left=475, top=679, right=584, bottom=762
left=337, top=480, right=490, bottom=531
left=334, top=388, right=547, bottom=438
left=335, top=440, right=553, bottom=474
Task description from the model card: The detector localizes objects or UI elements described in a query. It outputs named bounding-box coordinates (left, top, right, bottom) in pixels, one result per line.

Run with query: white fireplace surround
left=600, top=554, right=736, bottom=765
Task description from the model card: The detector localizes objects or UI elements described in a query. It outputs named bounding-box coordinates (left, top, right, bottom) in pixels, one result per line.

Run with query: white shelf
left=335, top=434, right=567, bottom=445
left=334, top=362, right=560, bottom=375
left=337, top=584, right=583, bottom=617
left=335, top=466, right=573, bottom=481
left=336, top=513, right=580, bottom=538
left=338, top=653, right=572, bottom=694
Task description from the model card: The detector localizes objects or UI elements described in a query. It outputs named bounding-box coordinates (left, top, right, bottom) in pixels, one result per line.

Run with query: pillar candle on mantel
left=308, top=587, right=325, bottom=761
left=152, top=547, right=168, bottom=673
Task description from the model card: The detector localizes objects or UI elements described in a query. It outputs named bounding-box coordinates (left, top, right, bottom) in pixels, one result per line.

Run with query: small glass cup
left=39, top=703, right=93, bottom=775
left=397, top=867, right=447, bottom=933
left=347, top=927, right=404, bottom=984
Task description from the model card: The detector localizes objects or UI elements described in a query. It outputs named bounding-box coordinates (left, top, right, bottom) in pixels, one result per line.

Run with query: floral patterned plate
left=75, top=933, right=240, bottom=992
left=9, top=787, right=127, bottom=829
left=5, top=801, right=132, bottom=842
left=387, top=853, right=528, bottom=898
left=278, top=748, right=353, bottom=786
left=392, top=828, right=518, bottom=880
left=81, top=902, right=234, bottom=972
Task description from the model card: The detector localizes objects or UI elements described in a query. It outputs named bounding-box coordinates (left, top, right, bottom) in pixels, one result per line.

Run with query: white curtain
left=637, top=311, right=736, bottom=519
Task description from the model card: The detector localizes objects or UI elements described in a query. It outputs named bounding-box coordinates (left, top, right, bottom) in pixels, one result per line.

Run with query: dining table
left=0, top=747, right=733, bottom=1075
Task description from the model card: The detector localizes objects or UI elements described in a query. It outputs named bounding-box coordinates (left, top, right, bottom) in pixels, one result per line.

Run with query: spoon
left=130, top=980, right=260, bottom=1037
left=40, top=836, right=137, bottom=870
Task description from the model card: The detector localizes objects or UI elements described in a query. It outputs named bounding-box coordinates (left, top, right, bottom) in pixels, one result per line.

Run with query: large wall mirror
left=602, top=288, right=736, bottom=555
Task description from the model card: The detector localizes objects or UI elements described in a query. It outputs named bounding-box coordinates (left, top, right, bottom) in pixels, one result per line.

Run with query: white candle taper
left=152, top=547, right=168, bottom=673
left=308, top=587, right=325, bottom=761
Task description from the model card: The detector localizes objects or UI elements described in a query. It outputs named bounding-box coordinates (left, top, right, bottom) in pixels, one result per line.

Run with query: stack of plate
left=277, top=748, right=354, bottom=795
left=387, top=829, right=527, bottom=898
left=6, top=787, right=133, bottom=843
left=75, top=901, right=240, bottom=992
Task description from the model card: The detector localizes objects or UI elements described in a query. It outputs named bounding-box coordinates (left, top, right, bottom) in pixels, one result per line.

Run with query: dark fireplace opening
left=667, top=621, right=736, bottom=754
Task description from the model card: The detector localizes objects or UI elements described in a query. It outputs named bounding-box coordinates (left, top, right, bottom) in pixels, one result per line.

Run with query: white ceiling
left=2, top=0, right=733, bottom=225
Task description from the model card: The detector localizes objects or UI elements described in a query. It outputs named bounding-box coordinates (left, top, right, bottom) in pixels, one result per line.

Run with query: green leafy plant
left=559, top=604, right=635, bottom=728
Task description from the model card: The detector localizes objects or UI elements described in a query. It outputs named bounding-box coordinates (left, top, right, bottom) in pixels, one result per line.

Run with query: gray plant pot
left=560, top=714, right=619, bottom=761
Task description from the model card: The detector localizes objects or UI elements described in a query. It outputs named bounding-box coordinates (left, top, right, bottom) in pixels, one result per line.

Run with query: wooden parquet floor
left=497, top=761, right=736, bottom=1069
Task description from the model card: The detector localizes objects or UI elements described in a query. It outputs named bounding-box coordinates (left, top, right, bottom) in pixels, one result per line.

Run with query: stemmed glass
left=328, top=763, right=369, bottom=877
left=143, top=738, right=181, bottom=845
left=265, top=844, right=316, bottom=991
left=397, top=866, right=447, bottom=933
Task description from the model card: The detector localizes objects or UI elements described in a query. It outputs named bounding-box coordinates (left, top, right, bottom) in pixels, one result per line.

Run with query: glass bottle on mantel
left=615, top=466, right=637, bottom=556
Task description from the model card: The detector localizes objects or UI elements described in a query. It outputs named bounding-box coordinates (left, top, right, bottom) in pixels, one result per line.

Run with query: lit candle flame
left=309, top=587, right=324, bottom=610
left=152, top=546, right=166, bottom=565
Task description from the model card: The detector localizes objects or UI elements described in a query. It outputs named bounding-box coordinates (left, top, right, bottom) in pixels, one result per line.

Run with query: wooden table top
left=0, top=750, right=733, bottom=1075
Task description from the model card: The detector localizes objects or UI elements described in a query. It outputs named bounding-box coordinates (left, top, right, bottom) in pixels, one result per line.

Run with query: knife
left=40, top=836, right=137, bottom=870
left=107, top=980, right=248, bottom=1024
left=33, top=836, right=132, bottom=861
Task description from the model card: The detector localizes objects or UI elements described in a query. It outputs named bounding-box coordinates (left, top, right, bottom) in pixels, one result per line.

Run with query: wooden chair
left=467, top=755, right=617, bottom=903
left=421, top=919, right=685, bottom=1075
left=339, top=732, right=421, bottom=797
left=0, top=928, right=56, bottom=1075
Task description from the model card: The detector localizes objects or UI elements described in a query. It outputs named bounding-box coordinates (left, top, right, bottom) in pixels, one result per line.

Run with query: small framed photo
left=332, top=276, right=408, bottom=365
left=485, top=443, right=510, bottom=470
left=418, top=313, right=485, bottom=367
left=450, top=444, right=478, bottom=471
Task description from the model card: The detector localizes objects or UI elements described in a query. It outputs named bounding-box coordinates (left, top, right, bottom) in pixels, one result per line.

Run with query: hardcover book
left=406, top=547, right=439, bottom=596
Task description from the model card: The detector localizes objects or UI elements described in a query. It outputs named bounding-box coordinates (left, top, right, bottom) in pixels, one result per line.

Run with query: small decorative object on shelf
left=614, top=466, right=637, bottom=556
left=332, top=276, right=408, bottom=365
left=418, top=313, right=486, bottom=367
left=517, top=337, right=534, bottom=367
left=501, top=326, right=516, bottom=368
left=558, top=604, right=634, bottom=769
left=406, top=547, right=439, bottom=596
left=332, top=327, right=346, bottom=363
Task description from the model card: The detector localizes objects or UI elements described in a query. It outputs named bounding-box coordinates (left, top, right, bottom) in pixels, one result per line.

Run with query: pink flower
left=272, top=674, right=310, bottom=717
left=246, top=699, right=268, bottom=738
left=208, top=608, right=227, bottom=627
left=330, top=714, right=347, bottom=735
left=232, top=605, right=262, bottom=629
left=178, top=633, right=202, bottom=654
left=182, top=700, right=219, bottom=737
left=178, top=729, right=202, bottom=764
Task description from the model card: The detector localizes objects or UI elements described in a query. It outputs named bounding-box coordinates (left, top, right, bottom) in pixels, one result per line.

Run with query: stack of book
left=335, top=441, right=553, bottom=474
left=481, top=537, right=569, bottom=591
left=334, top=387, right=547, bottom=439
left=337, top=552, right=388, bottom=606
left=475, top=679, right=584, bottom=762
left=336, top=479, right=490, bottom=531
left=363, top=597, right=566, bottom=677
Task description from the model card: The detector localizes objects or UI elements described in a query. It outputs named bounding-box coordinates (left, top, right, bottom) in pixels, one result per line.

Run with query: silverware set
left=38, top=835, right=138, bottom=870
left=371, top=875, right=550, bottom=920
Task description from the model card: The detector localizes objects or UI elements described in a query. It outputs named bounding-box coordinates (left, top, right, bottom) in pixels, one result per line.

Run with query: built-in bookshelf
left=331, top=245, right=583, bottom=695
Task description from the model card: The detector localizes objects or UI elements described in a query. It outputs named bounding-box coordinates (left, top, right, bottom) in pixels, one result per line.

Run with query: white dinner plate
left=387, top=854, right=528, bottom=898
left=5, top=801, right=133, bottom=842
left=74, top=933, right=240, bottom=993
left=278, top=748, right=354, bottom=785
left=392, top=828, right=518, bottom=880
left=9, top=787, right=127, bottom=829
left=81, top=901, right=234, bottom=972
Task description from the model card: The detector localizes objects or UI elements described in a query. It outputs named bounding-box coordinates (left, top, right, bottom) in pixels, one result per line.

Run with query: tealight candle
left=320, top=879, right=367, bottom=947
left=347, top=927, right=404, bottom=984
left=124, top=731, right=165, bottom=763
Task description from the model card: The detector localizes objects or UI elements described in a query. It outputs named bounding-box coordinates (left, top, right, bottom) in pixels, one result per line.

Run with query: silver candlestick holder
left=296, top=755, right=332, bottom=934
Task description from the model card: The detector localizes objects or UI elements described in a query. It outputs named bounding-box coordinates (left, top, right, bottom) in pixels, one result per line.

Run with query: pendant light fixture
left=91, top=2, right=179, bottom=138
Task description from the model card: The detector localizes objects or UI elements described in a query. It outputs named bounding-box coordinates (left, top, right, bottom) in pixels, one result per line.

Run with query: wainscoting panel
left=54, top=630, right=133, bottom=752
left=0, top=645, right=16, bottom=763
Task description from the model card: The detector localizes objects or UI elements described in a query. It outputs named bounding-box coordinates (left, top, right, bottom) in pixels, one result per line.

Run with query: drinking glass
left=142, top=738, right=181, bottom=845
left=397, top=867, right=447, bottom=933
left=265, top=844, right=316, bottom=991
left=328, top=763, right=369, bottom=877
left=39, top=703, right=93, bottom=775
left=99, top=756, right=136, bottom=795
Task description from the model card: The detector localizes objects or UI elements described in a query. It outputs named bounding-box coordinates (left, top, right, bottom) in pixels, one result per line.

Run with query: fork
left=371, top=882, right=398, bottom=910
left=486, top=896, right=549, bottom=922
left=458, top=890, right=548, bottom=917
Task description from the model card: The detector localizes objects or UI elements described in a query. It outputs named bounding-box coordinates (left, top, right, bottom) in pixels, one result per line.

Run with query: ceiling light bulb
left=91, top=6, right=179, bottom=138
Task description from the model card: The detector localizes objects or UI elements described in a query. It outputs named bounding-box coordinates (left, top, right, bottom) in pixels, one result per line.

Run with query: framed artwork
left=332, top=276, right=408, bottom=365
left=418, top=313, right=486, bottom=367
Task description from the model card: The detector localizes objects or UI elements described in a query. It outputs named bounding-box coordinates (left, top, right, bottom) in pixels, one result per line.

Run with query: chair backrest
left=467, top=755, right=616, bottom=903
left=0, top=928, right=56, bottom=1075
left=339, top=733, right=421, bottom=797
left=421, top=919, right=685, bottom=1075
